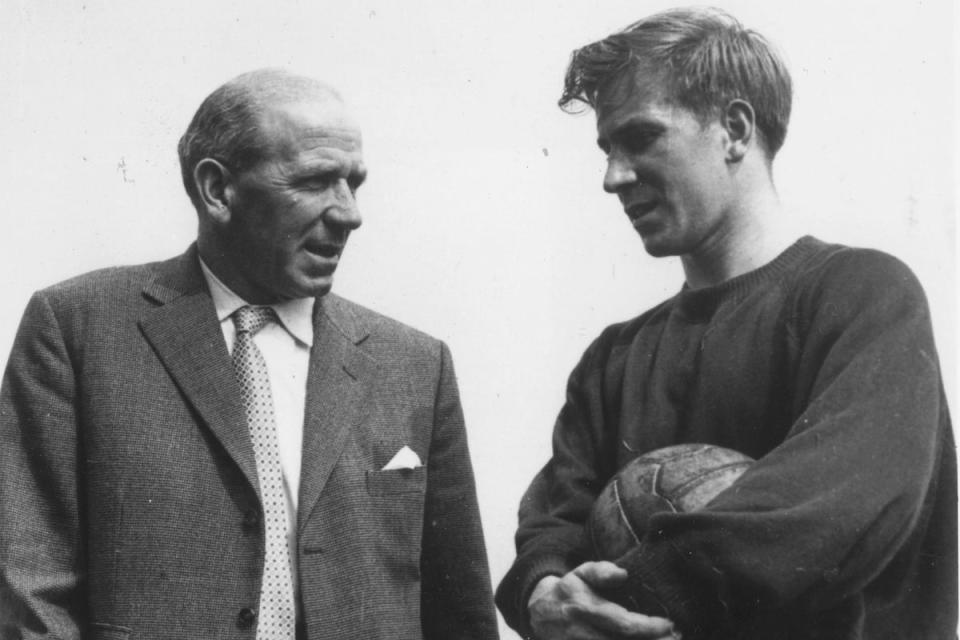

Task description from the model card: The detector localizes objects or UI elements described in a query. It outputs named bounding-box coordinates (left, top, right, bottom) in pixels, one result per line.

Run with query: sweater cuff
left=618, top=542, right=726, bottom=640
left=495, top=554, right=571, bottom=639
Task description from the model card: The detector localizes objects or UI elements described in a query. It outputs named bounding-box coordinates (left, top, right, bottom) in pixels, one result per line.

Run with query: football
left=587, top=443, right=753, bottom=561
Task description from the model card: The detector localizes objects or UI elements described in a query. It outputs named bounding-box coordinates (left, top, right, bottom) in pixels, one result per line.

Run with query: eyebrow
left=291, top=161, right=367, bottom=187
left=597, top=117, right=666, bottom=152
left=292, top=158, right=356, bottom=177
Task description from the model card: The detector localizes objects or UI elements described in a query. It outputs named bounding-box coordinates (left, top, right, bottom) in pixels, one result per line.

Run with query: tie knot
left=232, top=305, right=275, bottom=336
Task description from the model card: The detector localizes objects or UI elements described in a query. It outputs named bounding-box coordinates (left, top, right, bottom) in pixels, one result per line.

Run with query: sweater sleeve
left=495, top=327, right=626, bottom=637
left=617, top=250, right=953, bottom=637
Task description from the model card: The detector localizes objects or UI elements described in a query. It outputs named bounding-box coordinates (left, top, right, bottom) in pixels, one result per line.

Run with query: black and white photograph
left=1, top=1, right=956, bottom=638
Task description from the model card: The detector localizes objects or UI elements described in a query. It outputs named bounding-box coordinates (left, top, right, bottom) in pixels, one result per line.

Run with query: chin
left=297, top=276, right=335, bottom=299
left=641, top=243, right=673, bottom=258
left=286, top=284, right=332, bottom=300
left=638, top=233, right=676, bottom=258
left=264, top=275, right=331, bottom=301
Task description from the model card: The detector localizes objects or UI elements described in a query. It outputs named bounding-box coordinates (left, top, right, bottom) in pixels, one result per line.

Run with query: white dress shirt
left=199, top=259, right=313, bottom=597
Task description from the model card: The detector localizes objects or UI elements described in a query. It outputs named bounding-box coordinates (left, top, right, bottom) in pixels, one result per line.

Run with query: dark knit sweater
left=496, top=237, right=957, bottom=639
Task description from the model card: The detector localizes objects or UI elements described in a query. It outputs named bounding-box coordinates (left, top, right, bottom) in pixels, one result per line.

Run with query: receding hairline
left=220, top=68, right=345, bottom=111
left=177, top=69, right=353, bottom=209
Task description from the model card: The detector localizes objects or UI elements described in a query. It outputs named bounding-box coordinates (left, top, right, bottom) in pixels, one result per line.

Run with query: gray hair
left=177, top=69, right=339, bottom=207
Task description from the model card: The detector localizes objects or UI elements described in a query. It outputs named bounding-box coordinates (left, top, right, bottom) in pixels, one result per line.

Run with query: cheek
left=248, top=206, right=304, bottom=248
left=672, top=162, right=724, bottom=204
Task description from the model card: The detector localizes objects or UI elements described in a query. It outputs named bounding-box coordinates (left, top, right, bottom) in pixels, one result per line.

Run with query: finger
left=573, top=599, right=676, bottom=638
left=573, top=560, right=629, bottom=587
left=532, top=613, right=618, bottom=640
left=562, top=626, right=616, bottom=640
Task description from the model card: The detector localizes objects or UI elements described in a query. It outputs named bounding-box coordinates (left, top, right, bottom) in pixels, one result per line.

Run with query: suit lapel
left=138, top=247, right=260, bottom=495
left=297, top=294, right=378, bottom=532
left=136, top=250, right=378, bottom=518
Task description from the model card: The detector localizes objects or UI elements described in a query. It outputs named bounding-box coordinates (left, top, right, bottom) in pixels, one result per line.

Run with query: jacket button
left=238, top=607, right=257, bottom=628
left=242, top=509, right=259, bottom=530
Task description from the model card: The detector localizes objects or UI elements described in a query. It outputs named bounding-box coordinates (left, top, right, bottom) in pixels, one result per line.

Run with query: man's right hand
left=528, top=561, right=679, bottom=640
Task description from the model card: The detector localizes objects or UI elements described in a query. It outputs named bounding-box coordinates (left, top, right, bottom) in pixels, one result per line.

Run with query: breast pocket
left=365, top=466, right=427, bottom=496
left=363, top=466, right=427, bottom=579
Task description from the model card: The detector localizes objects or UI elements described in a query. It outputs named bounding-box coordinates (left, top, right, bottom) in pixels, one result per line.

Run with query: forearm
left=497, top=333, right=622, bottom=636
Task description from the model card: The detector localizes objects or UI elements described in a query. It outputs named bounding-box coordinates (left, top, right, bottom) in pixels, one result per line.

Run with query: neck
left=681, top=181, right=799, bottom=289
left=197, top=233, right=278, bottom=305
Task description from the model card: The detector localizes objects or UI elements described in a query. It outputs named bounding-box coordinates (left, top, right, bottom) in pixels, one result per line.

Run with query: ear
left=192, top=158, right=235, bottom=224
left=721, top=99, right=755, bottom=163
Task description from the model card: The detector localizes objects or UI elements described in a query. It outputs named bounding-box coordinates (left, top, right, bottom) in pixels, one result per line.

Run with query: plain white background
left=1, top=1, right=955, bottom=636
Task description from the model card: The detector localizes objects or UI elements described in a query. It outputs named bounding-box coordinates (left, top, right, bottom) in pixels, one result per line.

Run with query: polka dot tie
left=232, top=306, right=296, bottom=639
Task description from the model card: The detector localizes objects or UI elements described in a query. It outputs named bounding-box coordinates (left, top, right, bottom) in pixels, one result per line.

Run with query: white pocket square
left=382, top=446, right=422, bottom=470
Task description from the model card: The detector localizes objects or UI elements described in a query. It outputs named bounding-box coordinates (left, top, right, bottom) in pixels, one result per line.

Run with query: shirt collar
left=198, top=257, right=315, bottom=347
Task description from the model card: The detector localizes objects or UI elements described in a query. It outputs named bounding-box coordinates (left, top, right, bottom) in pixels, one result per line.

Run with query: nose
left=324, top=180, right=363, bottom=231
left=603, top=152, right=637, bottom=194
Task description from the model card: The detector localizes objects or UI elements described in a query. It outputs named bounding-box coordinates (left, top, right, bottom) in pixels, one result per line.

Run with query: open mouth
left=625, top=201, right=658, bottom=221
left=304, top=243, right=343, bottom=259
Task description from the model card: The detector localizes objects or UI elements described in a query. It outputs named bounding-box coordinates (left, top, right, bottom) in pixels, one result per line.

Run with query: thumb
left=572, top=561, right=629, bottom=588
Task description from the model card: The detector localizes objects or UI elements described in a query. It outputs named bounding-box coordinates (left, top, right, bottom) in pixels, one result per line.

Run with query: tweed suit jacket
left=0, top=246, right=498, bottom=640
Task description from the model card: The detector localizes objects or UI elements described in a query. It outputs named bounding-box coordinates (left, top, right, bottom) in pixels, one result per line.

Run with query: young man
left=496, top=9, right=956, bottom=640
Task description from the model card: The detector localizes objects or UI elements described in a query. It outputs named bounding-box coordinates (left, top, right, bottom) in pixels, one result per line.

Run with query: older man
left=0, top=69, right=498, bottom=640
left=496, top=8, right=956, bottom=640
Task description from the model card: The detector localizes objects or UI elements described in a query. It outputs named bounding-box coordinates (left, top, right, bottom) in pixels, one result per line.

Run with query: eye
left=300, top=174, right=335, bottom=191
left=623, top=130, right=659, bottom=154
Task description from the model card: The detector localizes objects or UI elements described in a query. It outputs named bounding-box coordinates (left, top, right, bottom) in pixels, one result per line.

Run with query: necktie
left=232, top=306, right=296, bottom=639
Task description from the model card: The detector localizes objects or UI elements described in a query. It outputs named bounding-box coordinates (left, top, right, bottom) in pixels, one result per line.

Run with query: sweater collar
left=675, top=236, right=822, bottom=319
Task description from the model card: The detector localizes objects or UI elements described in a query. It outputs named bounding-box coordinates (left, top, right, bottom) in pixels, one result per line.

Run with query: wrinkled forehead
left=258, top=97, right=363, bottom=160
